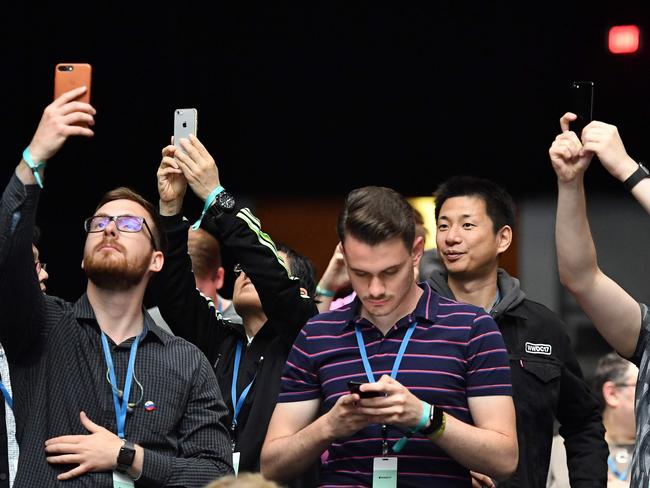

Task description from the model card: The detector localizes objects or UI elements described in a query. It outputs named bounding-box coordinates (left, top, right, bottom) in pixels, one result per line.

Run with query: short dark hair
left=434, top=176, right=516, bottom=233
left=277, top=243, right=317, bottom=299
left=592, top=351, right=634, bottom=412
left=337, top=186, right=415, bottom=249
left=94, top=187, right=167, bottom=252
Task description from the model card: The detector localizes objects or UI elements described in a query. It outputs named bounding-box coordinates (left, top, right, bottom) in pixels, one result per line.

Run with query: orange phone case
left=54, top=63, right=92, bottom=103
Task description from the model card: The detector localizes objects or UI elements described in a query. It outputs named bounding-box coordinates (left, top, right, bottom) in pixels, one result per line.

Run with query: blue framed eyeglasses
left=84, top=215, right=158, bottom=249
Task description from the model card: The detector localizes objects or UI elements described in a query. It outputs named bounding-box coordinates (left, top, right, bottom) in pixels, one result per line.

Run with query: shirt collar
left=342, top=282, right=439, bottom=330
left=72, top=294, right=169, bottom=345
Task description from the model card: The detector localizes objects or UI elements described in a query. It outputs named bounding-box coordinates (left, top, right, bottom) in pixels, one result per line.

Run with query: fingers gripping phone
left=54, top=63, right=92, bottom=103
left=569, top=81, right=594, bottom=138
left=347, top=380, right=383, bottom=398
left=173, top=108, right=198, bottom=153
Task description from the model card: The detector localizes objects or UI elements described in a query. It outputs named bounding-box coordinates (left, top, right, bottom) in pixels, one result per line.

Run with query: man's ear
left=149, top=251, right=164, bottom=273
left=496, top=225, right=512, bottom=256
left=411, top=235, right=424, bottom=266
left=214, top=267, right=226, bottom=290
left=602, top=381, right=619, bottom=408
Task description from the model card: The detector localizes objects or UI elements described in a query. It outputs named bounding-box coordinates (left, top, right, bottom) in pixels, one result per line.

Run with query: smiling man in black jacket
left=155, top=134, right=319, bottom=479
left=427, top=175, right=607, bottom=488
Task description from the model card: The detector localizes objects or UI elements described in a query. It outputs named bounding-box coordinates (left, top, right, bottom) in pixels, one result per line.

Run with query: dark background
left=2, top=3, right=649, bottom=300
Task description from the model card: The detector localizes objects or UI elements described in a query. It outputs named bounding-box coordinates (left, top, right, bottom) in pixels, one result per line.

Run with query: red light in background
left=608, top=25, right=640, bottom=54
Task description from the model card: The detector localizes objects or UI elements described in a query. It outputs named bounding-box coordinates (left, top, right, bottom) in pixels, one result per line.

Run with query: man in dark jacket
left=427, top=175, right=607, bottom=487
left=155, top=134, right=319, bottom=478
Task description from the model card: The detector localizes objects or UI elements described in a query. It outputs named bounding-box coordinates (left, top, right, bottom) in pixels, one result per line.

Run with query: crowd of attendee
left=0, top=86, right=646, bottom=487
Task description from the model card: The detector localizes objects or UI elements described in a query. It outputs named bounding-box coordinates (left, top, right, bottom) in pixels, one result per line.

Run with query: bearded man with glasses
left=0, top=87, right=232, bottom=487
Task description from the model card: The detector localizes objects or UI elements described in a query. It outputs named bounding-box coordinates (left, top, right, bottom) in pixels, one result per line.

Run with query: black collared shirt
left=0, top=174, right=233, bottom=487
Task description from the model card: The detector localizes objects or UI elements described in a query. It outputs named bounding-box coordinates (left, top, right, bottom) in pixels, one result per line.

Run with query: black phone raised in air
left=569, top=81, right=594, bottom=138
left=347, top=380, right=383, bottom=398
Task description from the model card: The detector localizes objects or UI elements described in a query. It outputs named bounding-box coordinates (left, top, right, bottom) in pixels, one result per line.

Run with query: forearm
left=15, top=158, right=43, bottom=187
left=0, top=173, right=43, bottom=354
left=555, top=178, right=599, bottom=291
left=204, top=206, right=316, bottom=341
left=558, top=364, right=608, bottom=484
left=435, top=413, right=518, bottom=480
left=136, top=447, right=232, bottom=488
left=261, top=413, right=335, bottom=483
left=157, top=214, right=220, bottom=354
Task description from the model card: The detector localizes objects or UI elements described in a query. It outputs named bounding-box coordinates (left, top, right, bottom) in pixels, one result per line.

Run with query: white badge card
left=112, top=471, right=134, bottom=488
left=372, top=457, right=397, bottom=488
left=233, top=451, right=240, bottom=476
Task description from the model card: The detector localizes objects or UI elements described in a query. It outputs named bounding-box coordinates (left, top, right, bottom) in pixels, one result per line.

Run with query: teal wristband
left=191, top=186, right=224, bottom=230
left=316, top=286, right=335, bottom=298
left=392, top=401, right=430, bottom=453
left=22, top=148, right=47, bottom=189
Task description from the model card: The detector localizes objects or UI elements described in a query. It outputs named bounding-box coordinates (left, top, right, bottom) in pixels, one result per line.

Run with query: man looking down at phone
left=551, top=112, right=650, bottom=487
left=260, top=186, right=518, bottom=487
left=155, top=134, right=319, bottom=479
left=0, top=87, right=233, bottom=487
left=427, top=175, right=607, bottom=488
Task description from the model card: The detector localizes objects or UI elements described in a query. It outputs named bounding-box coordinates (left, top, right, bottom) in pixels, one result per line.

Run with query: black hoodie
left=429, top=269, right=607, bottom=488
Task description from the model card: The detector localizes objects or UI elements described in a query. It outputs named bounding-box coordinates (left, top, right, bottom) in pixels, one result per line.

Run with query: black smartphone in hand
left=569, top=81, right=594, bottom=138
left=347, top=380, right=383, bottom=398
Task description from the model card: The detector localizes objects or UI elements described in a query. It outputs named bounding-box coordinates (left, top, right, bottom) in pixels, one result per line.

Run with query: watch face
left=217, top=191, right=235, bottom=212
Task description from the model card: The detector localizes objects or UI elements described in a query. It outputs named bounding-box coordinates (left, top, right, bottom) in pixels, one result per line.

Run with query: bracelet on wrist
left=191, top=186, right=224, bottom=230
left=316, top=285, right=335, bottom=298
left=22, top=147, right=47, bottom=189
left=623, top=162, right=649, bottom=192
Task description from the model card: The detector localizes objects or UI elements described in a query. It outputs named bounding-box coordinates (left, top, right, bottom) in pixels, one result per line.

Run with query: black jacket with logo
left=156, top=204, right=319, bottom=478
left=428, top=269, right=607, bottom=488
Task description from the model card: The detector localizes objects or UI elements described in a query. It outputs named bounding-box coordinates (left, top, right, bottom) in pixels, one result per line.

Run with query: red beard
left=84, top=239, right=151, bottom=291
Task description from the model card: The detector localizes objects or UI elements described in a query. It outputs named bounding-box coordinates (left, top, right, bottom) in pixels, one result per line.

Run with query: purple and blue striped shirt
left=279, top=282, right=512, bottom=487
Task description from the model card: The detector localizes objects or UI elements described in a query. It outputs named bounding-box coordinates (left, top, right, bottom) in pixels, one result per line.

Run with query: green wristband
left=316, top=286, right=335, bottom=298
left=22, top=147, right=47, bottom=189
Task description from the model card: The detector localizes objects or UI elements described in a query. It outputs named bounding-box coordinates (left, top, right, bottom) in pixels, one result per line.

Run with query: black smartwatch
left=419, top=403, right=444, bottom=436
left=115, top=440, right=136, bottom=474
left=211, top=189, right=236, bottom=214
left=623, top=162, right=649, bottom=191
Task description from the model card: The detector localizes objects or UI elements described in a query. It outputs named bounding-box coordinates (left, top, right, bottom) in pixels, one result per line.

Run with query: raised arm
left=0, top=87, right=95, bottom=357
left=155, top=145, right=226, bottom=357
left=552, top=113, right=641, bottom=357
left=173, top=135, right=318, bottom=345
left=315, top=243, right=350, bottom=312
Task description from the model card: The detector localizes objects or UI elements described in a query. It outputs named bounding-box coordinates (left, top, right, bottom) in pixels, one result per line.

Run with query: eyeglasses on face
left=615, top=383, right=636, bottom=388
left=233, top=263, right=243, bottom=277
left=84, top=215, right=158, bottom=249
left=35, top=260, right=47, bottom=274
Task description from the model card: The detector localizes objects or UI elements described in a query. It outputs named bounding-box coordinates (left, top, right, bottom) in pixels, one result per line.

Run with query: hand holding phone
left=569, top=81, right=594, bottom=138
left=173, top=108, right=198, bottom=153
left=347, top=380, right=383, bottom=399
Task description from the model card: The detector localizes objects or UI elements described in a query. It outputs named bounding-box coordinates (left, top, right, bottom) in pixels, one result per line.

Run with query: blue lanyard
left=0, top=382, right=12, bottom=411
left=100, top=325, right=146, bottom=439
left=231, top=341, right=257, bottom=428
left=608, top=454, right=629, bottom=481
left=355, top=321, right=417, bottom=382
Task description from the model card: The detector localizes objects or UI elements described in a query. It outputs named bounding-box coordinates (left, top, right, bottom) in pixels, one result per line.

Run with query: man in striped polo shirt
left=261, top=186, right=518, bottom=487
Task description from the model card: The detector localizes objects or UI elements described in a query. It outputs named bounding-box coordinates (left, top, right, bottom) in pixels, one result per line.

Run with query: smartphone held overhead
left=54, top=63, right=92, bottom=103
left=569, top=81, right=594, bottom=138
left=174, top=108, right=198, bottom=153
